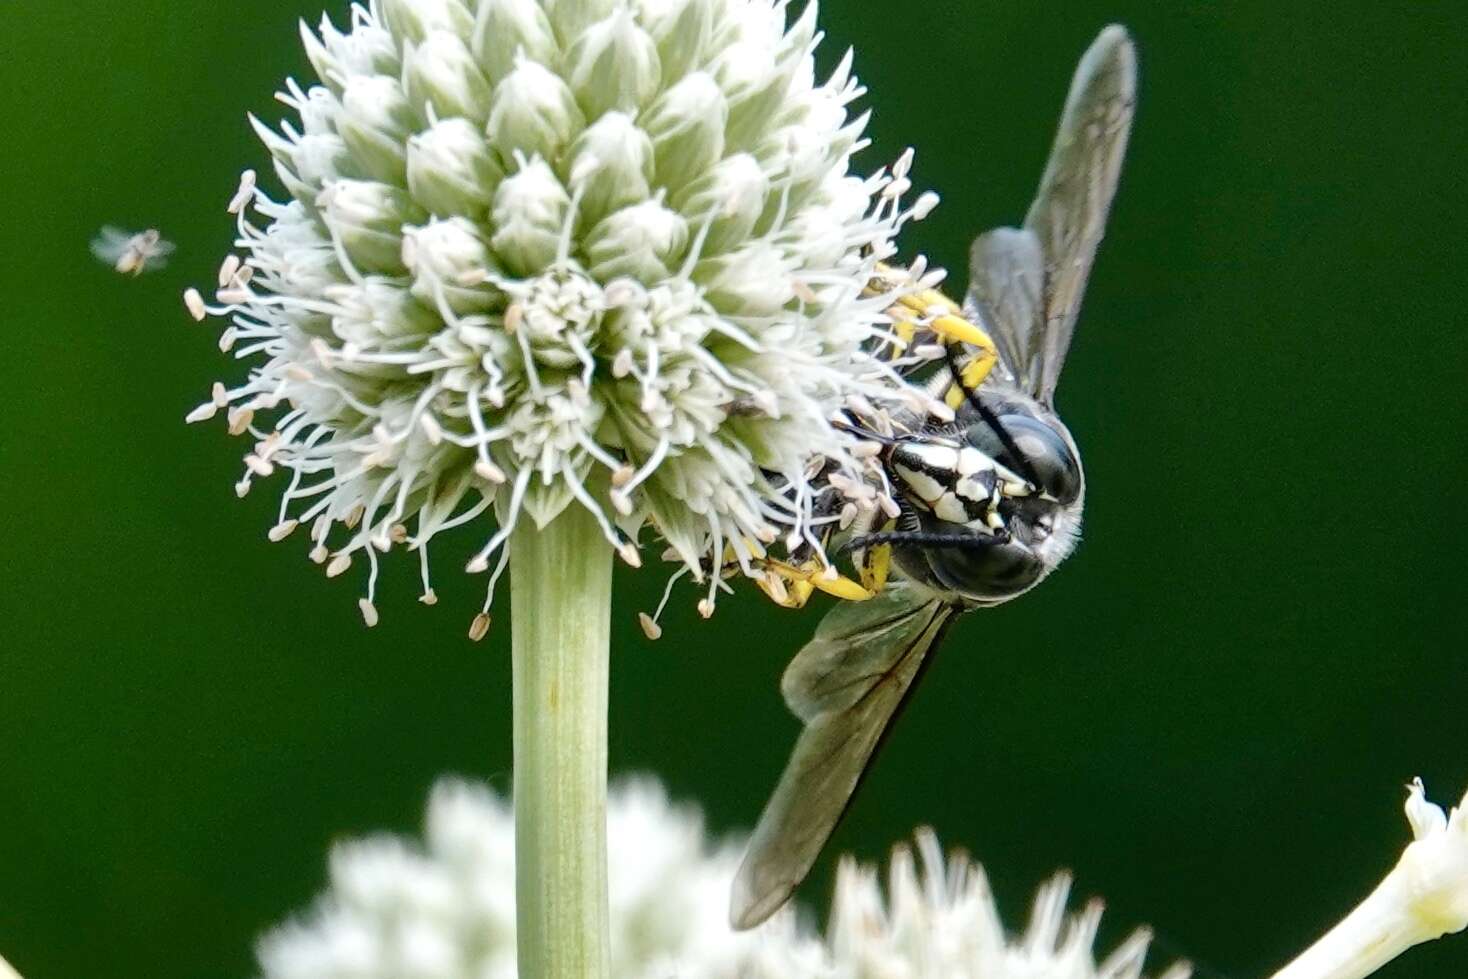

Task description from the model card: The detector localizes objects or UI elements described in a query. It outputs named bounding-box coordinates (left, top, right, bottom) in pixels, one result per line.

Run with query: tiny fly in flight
left=731, top=25, right=1138, bottom=929
left=91, top=227, right=175, bottom=276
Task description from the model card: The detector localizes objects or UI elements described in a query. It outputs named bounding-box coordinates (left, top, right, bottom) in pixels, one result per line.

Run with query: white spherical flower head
left=186, top=0, right=937, bottom=632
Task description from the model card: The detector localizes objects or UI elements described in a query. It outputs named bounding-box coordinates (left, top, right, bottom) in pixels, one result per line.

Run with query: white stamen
left=227, top=169, right=257, bottom=214
left=218, top=254, right=242, bottom=288
left=638, top=612, right=662, bottom=641
left=474, top=459, right=507, bottom=484
left=268, top=520, right=299, bottom=542
left=183, top=288, right=208, bottom=321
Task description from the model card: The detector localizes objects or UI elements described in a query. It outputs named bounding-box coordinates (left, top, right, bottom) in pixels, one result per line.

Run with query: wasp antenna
left=943, top=344, right=1045, bottom=491
left=841, top=529, right=1012, bottom=554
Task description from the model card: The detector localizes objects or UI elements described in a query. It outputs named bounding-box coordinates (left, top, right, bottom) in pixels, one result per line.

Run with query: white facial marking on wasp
left=906, top=443, right=960, bottom=472
left=934, top=494, right=971, bottom=525
left=954, top=477, right=989, bottom=502
left=893, top=463, right=945, bottom=506
left=956, top=447, right=991, bottom=476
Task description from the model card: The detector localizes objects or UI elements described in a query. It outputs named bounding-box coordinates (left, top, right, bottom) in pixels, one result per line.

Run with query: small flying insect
left=731, top=25, right=1138, bottom=929
left=91, top=227, right=175, bottom=276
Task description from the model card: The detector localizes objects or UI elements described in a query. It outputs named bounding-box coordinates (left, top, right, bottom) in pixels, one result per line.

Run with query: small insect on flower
left=91, top=226, right=175, bottom=276
left=731, top=25, right=1138, bottom=930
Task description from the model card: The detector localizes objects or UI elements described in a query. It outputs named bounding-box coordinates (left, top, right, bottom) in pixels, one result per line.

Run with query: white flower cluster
left=257, top=777, right=1188, bottom=979
left=185, top=0, right=942, bottom=634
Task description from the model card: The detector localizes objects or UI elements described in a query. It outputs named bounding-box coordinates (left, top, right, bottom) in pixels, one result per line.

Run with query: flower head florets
left=185, top=0, right=940, bottom=632
left=256, top=780, right=1191, bottom=979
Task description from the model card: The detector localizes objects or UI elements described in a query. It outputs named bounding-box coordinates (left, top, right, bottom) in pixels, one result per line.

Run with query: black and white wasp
left=731, top=25, right=1138, bottom=929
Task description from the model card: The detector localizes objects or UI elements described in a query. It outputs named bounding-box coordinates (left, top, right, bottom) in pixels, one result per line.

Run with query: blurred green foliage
left=1, top=1, right=1465, bottom=976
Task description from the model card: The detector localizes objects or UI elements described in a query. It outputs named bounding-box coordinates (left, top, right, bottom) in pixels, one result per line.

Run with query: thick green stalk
left=511, top=505, right=613, bottom=979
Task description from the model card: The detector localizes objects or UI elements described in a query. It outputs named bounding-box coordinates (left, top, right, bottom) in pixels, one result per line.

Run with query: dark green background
left=1, top=1, right=1465, bottom=976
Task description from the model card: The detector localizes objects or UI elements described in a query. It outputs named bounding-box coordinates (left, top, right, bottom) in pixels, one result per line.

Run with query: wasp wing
left=89, top=226, right=132, bottom=265
left=965, top=227, right=1046, bottom=390
left=966, top=26, right=1137, bottom=406
left=730, top=581, right=958, bottom=929
left=1024, top=25, right=1137, bottom=404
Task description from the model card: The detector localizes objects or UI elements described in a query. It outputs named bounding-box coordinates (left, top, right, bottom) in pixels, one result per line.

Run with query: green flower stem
left=510, top=504, right=613, bottom=979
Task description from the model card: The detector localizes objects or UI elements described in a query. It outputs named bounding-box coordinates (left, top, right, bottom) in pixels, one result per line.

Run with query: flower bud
left=644, top=0, right=715, bottom=83
left=380, top=0, right=473, bottom=45
left=338, top=75, right=417, bottom=183
left=486, top=58, right=584, bottom=172
left=565, top=10, right=661, bottom=120
left=696, top=240, right=792, bottom=316
left=710, top=39, right=776, bottom=132
left=782, top=206, right=850, bottom=270
left=544, top=0, right=618, bottom=47
left=672, top=152, right=767, bottom=256
left=324, top=280, right=440, bottom=346
left=490, top=159, right=570, bottom=277
left=566, top=112, right=654, bottom=227
left=642, top=71, right=728, bottom=195
left=249, top=116, right=316, bottom=203
left=403, top=31, right=492, bottom=124
left=302, top=16, right=399, bottom=94
left=407, top=217, right=497, bottom=313
left=295, top=85, right=342, bottom=138
left=407, top=118, right=503, bottom=216
left=587, top=200, right=690, bottom=282
left=757, top=124, right=834, bottom=209
left=321, top=179, right=425, bottom=274
left=291, top=133, right=361, bottom=191
left=471, top=0, right=559, bottom=84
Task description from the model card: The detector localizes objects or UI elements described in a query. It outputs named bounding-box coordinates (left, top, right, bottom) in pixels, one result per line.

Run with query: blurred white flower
left=817, top=832, right=1192, bottom=979
left=256, top=777, right=802, bottom=979
left=183, top=0, right=939, bottom=634
left=1270, top=778, right=1468, bottom=979
left=0, top=952, right=22, bottom=979
left=257, top=777, right=1188, bottom=979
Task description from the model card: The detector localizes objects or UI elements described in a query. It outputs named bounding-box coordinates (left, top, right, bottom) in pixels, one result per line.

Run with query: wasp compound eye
left=965, top=414, right=1081, bottom=504
left=911, top=516, right=1047, bottom=602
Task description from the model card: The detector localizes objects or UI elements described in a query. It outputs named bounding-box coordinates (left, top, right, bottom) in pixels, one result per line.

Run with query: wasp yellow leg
left=810, top=572, right=875, bottom=602
left=892, top=315, right=917, bottom=351
left=765, top=558, right=878, bottom=603
left=858, top=543, right=892, bottom=595
left=944, top=343, right=1000, bottom=409
left=928, top=311, right=996, bottom=353
left=755, top=566, right=812, bottom=609
left=787, top=578, right=817, bottom=609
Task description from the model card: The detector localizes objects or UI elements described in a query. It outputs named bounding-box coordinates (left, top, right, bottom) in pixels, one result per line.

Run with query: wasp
left=731, top=25, right=1138, bottom=929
